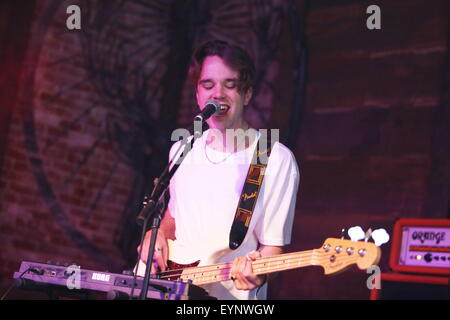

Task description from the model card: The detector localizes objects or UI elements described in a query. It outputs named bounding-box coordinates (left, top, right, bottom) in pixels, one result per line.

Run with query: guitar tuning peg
left=364, top=228, right=373, bottom=242
left=348, top=226, right=365, bottom=241
left=371, top=228, right=390, bottom=246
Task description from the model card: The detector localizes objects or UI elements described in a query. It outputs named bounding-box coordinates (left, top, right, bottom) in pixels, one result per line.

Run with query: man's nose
left=212, top=84, right=225, bottom=100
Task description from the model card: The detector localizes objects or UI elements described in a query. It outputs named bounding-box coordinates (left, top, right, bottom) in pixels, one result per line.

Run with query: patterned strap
left=229, top=132, right=272, bottom=250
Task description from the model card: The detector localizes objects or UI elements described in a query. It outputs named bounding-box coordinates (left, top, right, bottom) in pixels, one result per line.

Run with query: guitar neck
left=177, top=249, right=322, bottom=286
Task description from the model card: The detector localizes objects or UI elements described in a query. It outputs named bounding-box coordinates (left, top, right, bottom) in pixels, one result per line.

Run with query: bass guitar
left=137, top=236, right=383, bottom=286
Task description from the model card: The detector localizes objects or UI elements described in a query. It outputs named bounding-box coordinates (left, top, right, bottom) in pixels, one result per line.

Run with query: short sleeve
left=254, top=142, right=300, bottom=246
left=167, top=136, right=194, bottom=219
left=167, top=142, right=179, bottom=219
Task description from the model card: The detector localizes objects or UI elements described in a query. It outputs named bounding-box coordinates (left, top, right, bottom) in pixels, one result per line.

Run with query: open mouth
left=217, top=105, right=230, bottom=116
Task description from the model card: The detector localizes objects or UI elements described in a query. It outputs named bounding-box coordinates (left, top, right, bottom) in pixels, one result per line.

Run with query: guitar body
left=135, top=236, right=231, bottom=278
left=164, top=260, right=200, bottom=281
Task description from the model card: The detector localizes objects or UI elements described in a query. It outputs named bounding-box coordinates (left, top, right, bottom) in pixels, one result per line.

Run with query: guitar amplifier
left=390, top=218, right=450, bottom=275
left=369, top=218, right=450, bottom=300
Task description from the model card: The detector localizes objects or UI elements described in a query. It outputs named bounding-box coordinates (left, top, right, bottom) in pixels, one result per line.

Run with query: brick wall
left=270, top=0, right=450, bottom=299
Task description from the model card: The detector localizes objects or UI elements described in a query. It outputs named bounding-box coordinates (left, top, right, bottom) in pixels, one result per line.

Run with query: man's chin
left=208, top=118, right=228, bottom=130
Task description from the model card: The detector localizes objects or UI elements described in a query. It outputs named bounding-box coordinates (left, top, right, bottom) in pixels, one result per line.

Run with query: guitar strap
left=229, top=131, right=272, bottom=250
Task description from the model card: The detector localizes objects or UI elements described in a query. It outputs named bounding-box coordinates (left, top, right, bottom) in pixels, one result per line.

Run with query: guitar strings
left=155, top=252, right=363, bottom=282
left=157, top=253, right=360, bottom=279
left=159, top=251, right=361, bottom=277
left=156, top=250, right=317, bottom=278
left=157, top=256, right=361, bottom=284
left=157, top=246, right=372, bottom=278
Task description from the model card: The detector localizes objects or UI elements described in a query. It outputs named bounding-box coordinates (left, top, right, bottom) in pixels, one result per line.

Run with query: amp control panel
left=390, top=218, right=450, bottom=275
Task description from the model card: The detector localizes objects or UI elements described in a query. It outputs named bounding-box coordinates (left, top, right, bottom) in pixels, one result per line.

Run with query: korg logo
left=92, top=273, right=110, bottom=282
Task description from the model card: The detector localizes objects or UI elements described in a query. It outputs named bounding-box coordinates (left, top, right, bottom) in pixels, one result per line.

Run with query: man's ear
left=195, top=88, right=200, bottom=108
left=196, top=89, right=198, bottom=103
left=244, top=88, right=253, bottom=106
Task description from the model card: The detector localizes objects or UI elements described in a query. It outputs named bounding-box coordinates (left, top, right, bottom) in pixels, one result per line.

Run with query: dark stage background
left=0, top=0, right=449, bottom=300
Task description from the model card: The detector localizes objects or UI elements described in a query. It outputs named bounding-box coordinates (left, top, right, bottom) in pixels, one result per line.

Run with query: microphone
left=194, top=99, right=221, bottom=122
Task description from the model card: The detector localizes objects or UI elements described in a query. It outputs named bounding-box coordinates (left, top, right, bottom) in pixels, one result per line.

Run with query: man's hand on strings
left=137, top=229, right=169, bottom=273
left=136, top=209, right=175, bottom=274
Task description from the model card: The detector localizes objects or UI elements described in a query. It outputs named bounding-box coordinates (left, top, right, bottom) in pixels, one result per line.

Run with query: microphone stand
left=134, top=121, right=204, bottom=300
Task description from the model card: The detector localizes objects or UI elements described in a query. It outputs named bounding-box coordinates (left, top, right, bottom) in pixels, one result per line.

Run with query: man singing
left=138, top=40, right=300, bottom=299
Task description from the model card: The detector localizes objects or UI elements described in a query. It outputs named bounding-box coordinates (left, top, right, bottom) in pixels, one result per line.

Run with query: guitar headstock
left=316, top=237, right=382, bottom=275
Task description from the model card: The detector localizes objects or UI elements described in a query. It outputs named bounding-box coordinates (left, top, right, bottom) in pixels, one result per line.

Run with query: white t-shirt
left=166, top=129, right=300, bottom=300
